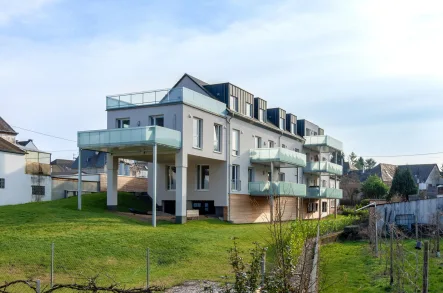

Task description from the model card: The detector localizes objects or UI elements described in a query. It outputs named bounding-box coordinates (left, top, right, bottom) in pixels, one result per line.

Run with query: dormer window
left=290, top=123, right=296, bottom=134
left=279, top=118, right=285, bottom=130
left=230, top=96, right=239, bottom=112
left=258, top=109, right=265, bottom=122
left=246, top=103, right=253, bottom=117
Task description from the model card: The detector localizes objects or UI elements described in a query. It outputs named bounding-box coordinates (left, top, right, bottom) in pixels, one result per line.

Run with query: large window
left=150, top=115, right=164, bottom=127
left=197, top=165, right=209, bottom=190
left=232, top=129, right=240, bottom=156
left=231, top=165, right=241, bottom=191
left=258, top=109, right=265, bottom=122
left=193, top=117, right=203, bottom=149
left=230, top=96, right=239, bottom=112
left=116, top=118, right=130, bottom=128
left=246, top=103, right=253, bottom=117
left=290, top=122, right=296, bottom=134
left=167, top=166, right=176, bottom=190
left=0, top=178, right=4, bottom=189
left=254, top=136, right=262, bottom=149
left=32, top=186, right=45, bottom=195
left=213, top=124, right=222, bottom=152
left=279, top=118, right=285, bottom=130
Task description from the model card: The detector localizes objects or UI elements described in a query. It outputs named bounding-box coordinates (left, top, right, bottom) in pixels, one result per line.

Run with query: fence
left=0, top=240, right=156, bottom=292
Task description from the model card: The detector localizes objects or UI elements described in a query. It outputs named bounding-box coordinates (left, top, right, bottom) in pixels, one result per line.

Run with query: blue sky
left=1, top=0, right=443, bottom=166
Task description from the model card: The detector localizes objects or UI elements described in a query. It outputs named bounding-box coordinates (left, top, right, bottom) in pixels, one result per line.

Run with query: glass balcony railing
left=106, top=87, right=227, bottom=115
left=77, top=126, right=182, bottom=150
left=304, top=161, right=343, bottom=176
left=306, top=187, right=343, bottom=199
left=248, top=181, right=307, bottom=197
left=304, top=135, right=343, bottom=151
left=249, top=148, right=307, bottom=167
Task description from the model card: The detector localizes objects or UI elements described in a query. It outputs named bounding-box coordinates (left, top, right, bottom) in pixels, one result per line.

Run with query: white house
left=0, top=117, right=52, bottom=205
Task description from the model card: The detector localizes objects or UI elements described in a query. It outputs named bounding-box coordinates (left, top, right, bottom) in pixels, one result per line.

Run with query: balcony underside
left=306, top=187, right=343, bottom=199
left=304, top=161, right=343, bottom=176
left=304, top=135, right=343, bottom=152
left=249, top=148, right=307, bottom=168
left=249, top=182, right=307, bottom=197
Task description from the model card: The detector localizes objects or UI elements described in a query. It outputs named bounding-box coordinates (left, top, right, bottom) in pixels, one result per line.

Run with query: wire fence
left=0, top=240, right=156, bottom=292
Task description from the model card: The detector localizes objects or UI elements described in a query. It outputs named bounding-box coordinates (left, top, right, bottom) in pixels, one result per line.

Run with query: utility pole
left=423, top=241, right=429, bottom=293
left=390, top=224, right=394, bottom=286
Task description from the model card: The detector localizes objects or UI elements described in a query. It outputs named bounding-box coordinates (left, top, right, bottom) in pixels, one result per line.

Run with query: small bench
left=186, top=209, right=199, bottom=220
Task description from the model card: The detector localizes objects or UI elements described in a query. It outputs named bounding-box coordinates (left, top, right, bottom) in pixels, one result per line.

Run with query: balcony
left=304, top=161, right=343, bottom=176
left=249, top=181, right=307, bottom=197
left=306, top=187, right=343, bottom=199
left=304, top=135, right=343, bottom=152
left=106, top=87, right=227, bottom=115
left=77, top=126, right=181, bottom=152
left=249, top=148, right=306, bottom=167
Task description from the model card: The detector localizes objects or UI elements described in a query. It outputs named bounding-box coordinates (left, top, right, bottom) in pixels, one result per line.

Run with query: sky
left=1, top=0, right=443, bottom=166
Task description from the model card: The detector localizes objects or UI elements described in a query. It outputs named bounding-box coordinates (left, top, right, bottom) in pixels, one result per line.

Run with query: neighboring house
left=77, top=73, right=344, bottom=224
left=397, top=164, right=441, bottom=191
left=50, top=159, right=75, bottom=175
left=0, top=117, right=52, bottom=205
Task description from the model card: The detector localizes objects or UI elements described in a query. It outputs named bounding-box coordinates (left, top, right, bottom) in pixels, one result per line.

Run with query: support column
left=152, top=144, right=157, bottom=227
left=106, top=154, right=118, bottom=210
left=175, top=151, right=188, bottom=224
left=77, top=148, right=82, bottom=210
left=270, top=161, right=274, bottom=223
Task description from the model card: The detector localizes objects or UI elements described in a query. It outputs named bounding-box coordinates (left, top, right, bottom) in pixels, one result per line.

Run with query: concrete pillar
left=152, top=144, right=157, bottom=227
left=270, top=161, right=274, bottom=223
left=175, top=151, right=188, bottom=224
left=77, top=148, right=82, bottom=210
left=107, top=154, right=118, bottom=210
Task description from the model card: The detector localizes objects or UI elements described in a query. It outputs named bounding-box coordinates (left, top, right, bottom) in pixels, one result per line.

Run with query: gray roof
left=397, top=164, right=438, bottom=183
left=0, top=117, right=17, bottom=135
left=71, top=150, right=106, bottom=169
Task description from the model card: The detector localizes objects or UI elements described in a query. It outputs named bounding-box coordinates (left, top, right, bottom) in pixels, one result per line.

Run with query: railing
left=77, top=126, right=182, bottom=149
left=304, top=161, right=343, bottom=175
left=304, top=135, right=343, bottom=151
left=231, top=179, right=242, bottom=192
left=306, top=187, right=343, bottom=199
left=106, top=87, right=227, bottom=115
left=249, top=148, right=307, bottom=167
left=249, top=181, right=307, bottom=197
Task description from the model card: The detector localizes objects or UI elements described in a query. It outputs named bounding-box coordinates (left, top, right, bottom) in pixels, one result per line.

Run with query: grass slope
left=320, top=241, right=443, bottom=293
left=0, top=193, right=270, bottom=288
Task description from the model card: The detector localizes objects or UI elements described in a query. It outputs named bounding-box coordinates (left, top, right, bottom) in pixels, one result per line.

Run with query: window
left=322, top=202, right=328, bottom=213
left=167, top=166, right=176, bottom=190
left=150, top=115, right=164, bottom=127
left=258, top=109, right=265, bottom=122
left=314, top=132, right=318, bottom=136
left=232, top=129, right=240, bottom=156
left=254, top=136, right=262, bottom=148
left=279, top=173, right=285, bottom=181
left=116, top=118, right=130, bottom=128
left=248, top=168, right=254, bottom=182
left=124, top=164, right=130, bottom=176
left=197, top=165, right=209, bottom=190
left=282, top=144, right=287, bottom=148
left=307, top=202, right=318, bottom=213
left=294, top=168, right=299, bottom=183
left=118, top=162, right=125, bottom=175
left=290, top=123, right=296, bottom=134
left=268, top=140, right=275, bottom=148
left=322, top=180, right=327, bottom=187
left=231, top=165, right=241, bottom=191
left=0, top=178, right=4, bottom=189
left=294, top=148, right=300, bottom=152
left=193, top=118, right=203, bottom=149
left=246, top=103, right=253, bottom=117
left=230, top=96, right=239, bottom=112
left=32, top=186, right=45, bottom=195
left=279, top=118, right=285, bottom=130
left=267, top=172, right=272, bottom=181
left=213, top=124, right=222, bottom=152
left=306, top=128, right=312, bottom=136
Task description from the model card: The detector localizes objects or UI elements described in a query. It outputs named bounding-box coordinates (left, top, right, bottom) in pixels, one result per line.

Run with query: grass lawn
left=320, top=241, right=443, bottom=293
left=0, top=193, right=271, bottom=288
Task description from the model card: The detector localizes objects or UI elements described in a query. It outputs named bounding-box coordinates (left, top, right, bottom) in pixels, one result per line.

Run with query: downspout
left=226, top=114, right=233, bottom=222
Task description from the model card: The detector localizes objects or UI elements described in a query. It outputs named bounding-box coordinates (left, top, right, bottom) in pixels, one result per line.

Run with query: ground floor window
left=32, top=185, right=45, bottom=195
left=192, top=201, right=215, bottom=215
left=307, top=202, right=318, bottom=213
left=231, top=165, right=241, bottom=191
left=0, top=178, right=4, bottom=189
left=167, top=166, right=176, bottom=190
left=322, top=201, right=327, bottom=213
left=197, top=165, right=209, bottom=190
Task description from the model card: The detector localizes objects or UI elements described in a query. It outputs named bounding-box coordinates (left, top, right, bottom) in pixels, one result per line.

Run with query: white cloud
left=0, top=0, right=57, bottom=25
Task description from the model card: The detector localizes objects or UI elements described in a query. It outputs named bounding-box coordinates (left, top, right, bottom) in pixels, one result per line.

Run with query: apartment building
left=77, top=74, right=343, bottom=224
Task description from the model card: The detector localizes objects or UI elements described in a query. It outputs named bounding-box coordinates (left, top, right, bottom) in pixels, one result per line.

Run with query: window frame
left=248, top=168, right=254, bottom=183
left=31, top=185, right=45, bottom=196
left=167, top=166, right=177, bottom=190
left=258, top=109, right=265, bottom=122
left=290, top=122, right=296, bottom=134
left=279, top=118, right=285, bottom=130
left=268, top=140, right=275, bottom=148
left=116, top=118, right=130, bottom=129
left=231, top=165, right=241, bottom=191
left=0, top=178, right=5, bottom=189
left=197, top=165, right=210, bottom=190
left=230, top=96, right=239, bottom=112
left=232, top=129, right=240, bottom=156
left=245, top=102, right=253, bottom=117
left=279, top=172, right=285, bottom=182
left=150, top=115, right=164, bottom=127
left=213, top=124, right=222, bottom=153
left=193, top=117, right=203, bottom=149
left=254, top=136, right=262, bottom=149
left=322, top=201, right=328, bottom=213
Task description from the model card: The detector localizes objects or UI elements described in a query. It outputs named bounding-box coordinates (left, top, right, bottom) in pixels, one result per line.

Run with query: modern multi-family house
left=77, top=74, right=343, bottom=224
